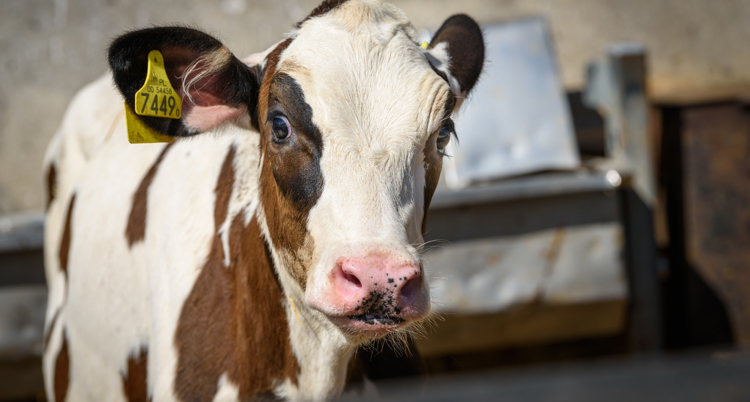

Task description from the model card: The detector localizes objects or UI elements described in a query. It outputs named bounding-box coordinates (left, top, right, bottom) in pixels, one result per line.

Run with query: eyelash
left=436, top=119, right=455, bottom=155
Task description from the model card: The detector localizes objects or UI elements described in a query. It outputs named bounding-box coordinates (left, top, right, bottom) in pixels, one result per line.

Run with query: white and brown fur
left=42, top=1, right=484, bottom=401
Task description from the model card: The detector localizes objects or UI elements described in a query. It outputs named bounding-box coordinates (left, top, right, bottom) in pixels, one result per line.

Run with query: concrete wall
left=1, top=0, right=749, bottom=214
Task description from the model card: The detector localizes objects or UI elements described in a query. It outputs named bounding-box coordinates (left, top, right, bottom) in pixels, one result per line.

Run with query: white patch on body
left=42, top=74, right=132, bottom=401
left=212, top=373, right=240, bottom=402
left=43, top=75, right=261, bottom=401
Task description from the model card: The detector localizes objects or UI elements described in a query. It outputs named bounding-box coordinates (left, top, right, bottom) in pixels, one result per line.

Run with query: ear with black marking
left=109, top=26, right=262, bottom=137
left=425, top=14, right=485, bottom=103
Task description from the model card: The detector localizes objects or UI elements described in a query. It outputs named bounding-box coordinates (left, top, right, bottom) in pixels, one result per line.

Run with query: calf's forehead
left=275, top=7, right=452, bottom=153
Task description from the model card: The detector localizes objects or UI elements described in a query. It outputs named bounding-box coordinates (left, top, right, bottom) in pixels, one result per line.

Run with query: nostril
left=343, top=271, right=362, bottom=288
left=398, top=274, right=422, bottom=304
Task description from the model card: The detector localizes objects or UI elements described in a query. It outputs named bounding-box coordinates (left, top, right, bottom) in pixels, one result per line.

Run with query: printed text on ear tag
left=135, top=50, right=182, bottom=119
left=125, top=103, right=175, bottom=144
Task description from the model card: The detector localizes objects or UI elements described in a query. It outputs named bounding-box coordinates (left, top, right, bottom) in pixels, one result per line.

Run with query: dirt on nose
left=351, top=272, right=415, bottom=317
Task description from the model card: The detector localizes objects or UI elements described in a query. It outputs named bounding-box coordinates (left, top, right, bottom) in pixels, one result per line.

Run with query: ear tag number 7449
left=135, top=50, right=182, bottom=119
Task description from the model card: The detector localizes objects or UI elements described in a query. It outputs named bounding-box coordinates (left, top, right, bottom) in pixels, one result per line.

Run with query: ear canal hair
left=429, top=14, right=485, bottom=96
left=109, top=26, right=262, bottom=137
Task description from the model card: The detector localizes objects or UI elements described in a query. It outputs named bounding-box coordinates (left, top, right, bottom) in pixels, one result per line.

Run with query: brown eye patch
left=265, top=73, right=325, bottom=213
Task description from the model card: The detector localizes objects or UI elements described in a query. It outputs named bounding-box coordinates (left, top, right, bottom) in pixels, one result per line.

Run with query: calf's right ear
left=109, top=27, right=262, bottom=137
left=425, top=14, right=485, bottom=105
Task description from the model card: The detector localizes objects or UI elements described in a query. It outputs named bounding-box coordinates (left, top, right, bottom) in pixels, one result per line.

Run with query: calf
left=42, top=0, right=484, bottom=400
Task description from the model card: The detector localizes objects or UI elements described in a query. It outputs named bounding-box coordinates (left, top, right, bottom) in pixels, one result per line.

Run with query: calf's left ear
left=109, top=27, right=262, bottom=137
left=425, top=14, right=485, bottom=102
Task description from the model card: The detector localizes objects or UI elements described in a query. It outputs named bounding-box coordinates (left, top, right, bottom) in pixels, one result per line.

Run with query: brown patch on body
left=262, top=39, right=292, bottom=84
left=212, top=146, right=236, bottom=241
left=59, top=195, right=76, bottom=275
left=126, top=143, right=174, bottom=247
left=257, top=40, right=327, bottom=290
left=54, top=330, right=70, bottom=402
left=46, top=164, right=57, bottom=210
left=280, top=235, right=315, bottom=289
left=258, top=126, right=318, bottom=290
left=174, top=145, right=299, bottom=401
left=122, top=347, right=151, bottom=402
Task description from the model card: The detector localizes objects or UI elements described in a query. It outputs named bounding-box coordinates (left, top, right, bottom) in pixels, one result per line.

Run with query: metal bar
left=431, top=170, right=621, bottom=210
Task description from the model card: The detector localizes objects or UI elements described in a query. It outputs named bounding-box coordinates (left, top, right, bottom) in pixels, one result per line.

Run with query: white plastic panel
left=443, top=18, right=580, bottom=188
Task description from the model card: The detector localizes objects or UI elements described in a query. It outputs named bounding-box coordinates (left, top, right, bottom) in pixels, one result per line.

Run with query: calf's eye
left=271, top=116, right=292, bottom=141
left=437, top=119, right=454, bottom=150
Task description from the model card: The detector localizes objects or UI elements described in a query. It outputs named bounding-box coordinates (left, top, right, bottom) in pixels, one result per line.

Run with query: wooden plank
left=416, top=300, right=626, bottom=357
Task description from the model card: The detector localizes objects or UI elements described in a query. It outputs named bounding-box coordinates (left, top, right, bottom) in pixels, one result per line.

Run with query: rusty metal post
left=680, top=103, right=750, bottom=347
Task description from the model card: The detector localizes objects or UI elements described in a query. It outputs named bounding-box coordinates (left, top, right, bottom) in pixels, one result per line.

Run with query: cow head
left=109, top=0, right=483, bottom=342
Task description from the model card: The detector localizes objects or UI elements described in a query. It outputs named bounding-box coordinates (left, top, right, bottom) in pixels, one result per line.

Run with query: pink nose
left=333, top=255, right=423, bottom=315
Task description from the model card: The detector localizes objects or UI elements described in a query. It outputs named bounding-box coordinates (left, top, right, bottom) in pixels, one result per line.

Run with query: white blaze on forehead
left=274, top=1, right=452, bottom=291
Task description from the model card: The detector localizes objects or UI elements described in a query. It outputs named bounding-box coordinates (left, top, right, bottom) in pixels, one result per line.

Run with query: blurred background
left=1, top=0, right=750, bottom=400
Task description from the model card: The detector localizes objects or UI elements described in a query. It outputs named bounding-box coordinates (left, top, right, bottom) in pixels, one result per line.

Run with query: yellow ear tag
left=125, top=49, right=181, bottom=144
left=135, top=50, right=182, bottom=119
left=124, top=103, right=174, bottom=144
left=420, top=41, right=429, bottom=49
